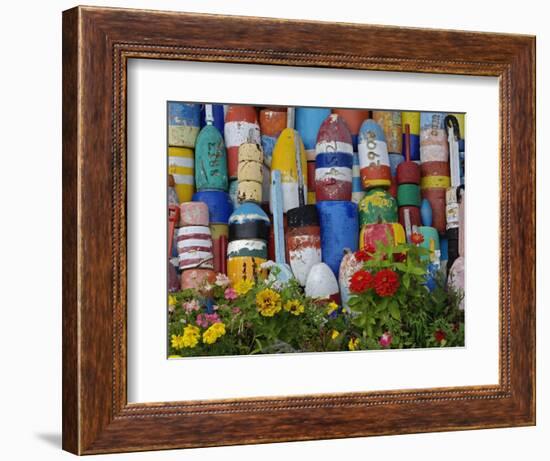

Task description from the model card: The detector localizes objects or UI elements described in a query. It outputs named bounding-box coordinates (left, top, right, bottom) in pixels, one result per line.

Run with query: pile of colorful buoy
left=167, top=103, right=465, bottom=309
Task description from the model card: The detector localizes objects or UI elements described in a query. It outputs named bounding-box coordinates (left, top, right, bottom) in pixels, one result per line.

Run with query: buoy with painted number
left=358, top=119, right=391, bottom=189
left=194, top=124, right=228, bottom=191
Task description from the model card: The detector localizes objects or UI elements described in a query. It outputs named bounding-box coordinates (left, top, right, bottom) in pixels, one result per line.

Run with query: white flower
left=215, top=273, right=230, bottom=287
left=260, top=260, right=276, bottom=270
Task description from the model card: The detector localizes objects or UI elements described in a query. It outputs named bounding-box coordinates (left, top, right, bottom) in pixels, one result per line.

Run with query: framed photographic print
left=62, top=5, right=536, bottom=455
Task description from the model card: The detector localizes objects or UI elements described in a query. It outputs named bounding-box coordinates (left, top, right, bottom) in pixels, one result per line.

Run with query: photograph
left=167, top=104, right=466, bottom=357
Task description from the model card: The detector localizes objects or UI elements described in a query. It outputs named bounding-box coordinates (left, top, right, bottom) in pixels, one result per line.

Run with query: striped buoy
left=296, top=108, right=332, bottom=204
left=420, top=161, right=451, bottom=189
left=305, top=262, right=341, bottom=304
left=315, top=152, right=353, bottom=201
left=359, top=223, right=406, bottom=249
left=227, top=202, right=270, bottom=284
left=339, top=250, right=363, bottom=309
left=358, top=119, right=391, bottom=189
left=270, top=128, right=308, bottom=213
left=192, top=190, right=233, bottom=274
left=420, top=112, right=449, bottom=162
left=168, top=102, right=201, bottom=148
left=286, top=205, right=322, bottom=286
left=194, top=124, right=228, bottom=191
left=168, top=147, right=194, bottom=203
left=224, top=105, right=260, bottom=179
left=358, top=188, right=398, bottom=226
left=317, top=201, right=358, bottom=278
left=373, top=111, right=402, bottom=155
left=315, top=114, right=354, bottom=155
left=401, top=112, right=420, bottom=161
left=259, top=107, right=287, bottom=168
left=177, top=202, right=213, bottom=270
left=200, top=104, right=225, bottom=135
left=351, top=152, right=365, bottom=203
left=237, top=142, right=264, bottom=204
left=397, top=184, right=421, bottom=207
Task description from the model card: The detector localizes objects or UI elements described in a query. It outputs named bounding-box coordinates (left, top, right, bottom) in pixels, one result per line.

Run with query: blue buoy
left=192, top=190, right=234, bottom=224
left=420, top=198, right=433, bottom=226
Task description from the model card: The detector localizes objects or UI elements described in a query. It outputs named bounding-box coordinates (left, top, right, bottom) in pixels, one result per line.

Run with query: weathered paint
left=210, top=223, right=228, bottom=274
left=224, top=105, right=261, bottom=179
left=315, top=114, right=354, bottom=155
left=358, top=119, right=391, bottom=189
left=401, top=112, right=420, bottom=161
left=227, top=239, right=267, bottom=258
left=420, top=175, right=451, bottom=189
left=192, top=190, right=233, bottom=224
left=420, top=112, right=449, bottom=162
left=398, top=205, right=421, bottom=231
left=270, top=128, right=308, bottom=213
left=237, top=143, right=264, bottom=204
left=358, top=188, right=398, bottom=226
left=351, top=152, right=365, bottom=204
left=194, top=124, right=228, bottom=191
left=286, top=205, right=322, bottom=286
left=168, top=147, right=195, bottom=203
left=168, top=102, right=201, bottom=148
left=396, top=161, right=421, bottom=185
left=417, top=226, right=440, bottom=263
left=180, top=268, right=216, bottom=290
left=295, top=107, right=332, bottom=156
left=259, top=107, right=287, bottom=167
left=227, top=256, right=267, bottom=284
left=360, top=223, right=406, bottom=249
left=315, top=152, right=353, bottom=201
left=305, top=262, right=340, bottom=304
left=339, top=250, right=363, bottom=309
left=176, top=225, right=214, bottom=270
left=317, top=201, right=359, bottom=278
left=421, top=187, right=447, bottom=234
left=373, top=111, right=402, bottom=155
left=389, top=153, right=404, bottom=177
left=200, top=104, right=225, bottom=134
left=228, top=180, right=239, bottom=208
left=332, top=109, right=370, bottom=151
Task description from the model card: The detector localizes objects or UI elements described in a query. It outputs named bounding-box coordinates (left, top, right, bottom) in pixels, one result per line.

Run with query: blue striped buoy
left=315, top=152, right=353, bottom=201
left=351, top=152, right=365, bottom=203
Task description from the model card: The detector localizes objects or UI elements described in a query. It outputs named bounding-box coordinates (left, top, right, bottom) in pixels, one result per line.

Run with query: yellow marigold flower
left=348, top=337, right=360, bottom=351
left=168, top=355, right=182, bottom=358
left=234, top=279, right=254, bottom=296
left=326, top=301, right=339, bottom=315
left=168, top=295, right=177, bottom=306
left=202, top=322, right=226, bottom=345
left=179, top=324, right=200, bottom=348
left=284, top=299, right=304, bottom=316
left=331, top=330, right=340, bottom=340
left=256, top=288, right=282, bottom=317
left=171, top=334, right=186, bottom=350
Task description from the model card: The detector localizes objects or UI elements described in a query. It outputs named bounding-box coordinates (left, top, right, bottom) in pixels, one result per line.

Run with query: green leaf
left=389, top=302, right=401, bottom=321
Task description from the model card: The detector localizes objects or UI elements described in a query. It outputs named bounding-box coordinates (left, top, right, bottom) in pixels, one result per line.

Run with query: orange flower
left=411, top=232, right=424, bottom=245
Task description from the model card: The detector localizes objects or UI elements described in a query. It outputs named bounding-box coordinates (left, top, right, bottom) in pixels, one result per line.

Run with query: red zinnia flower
left=393, top=252, right=406, bottom=263
left=411, top=232, right=424, bottom=245
left=434, top=329, right=447, bottom=343
left=349, top=270, right=374, bottom=293
left=374, top=269, right=400, bottom=297
left=355, top=244, right=376, bottom=262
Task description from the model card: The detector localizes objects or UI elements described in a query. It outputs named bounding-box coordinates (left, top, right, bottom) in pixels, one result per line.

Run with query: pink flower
left=196, top=313, right=220, bottom=328
left=379, top=332, right=393, bottom=348
left=231, top=307, right=241, bottom=314
left=182, top=299, right=200, bottom=313
left=224, top=287, right=238, bottom=300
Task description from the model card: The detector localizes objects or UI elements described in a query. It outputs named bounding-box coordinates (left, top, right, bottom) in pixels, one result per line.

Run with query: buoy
left=398, top=206, right=421, bottom=229
left=227, top=202, right=270, bottom=284
left=286, top=205, right=322, bottom=286
left=315, top=152, right=353, bottom=201
left=339, top=250, right=363, bottom=309
left=168, top=102, right=201, bottom=148
left=397, top=184, right=421, bottom=207
left=237, top=142, right=264, bottom=204
left=401, top=112, right=421, bottom=161
left=168, top=147, right=194, bottom=203
left=360, top=223, right=406, bottom=249
left=420, top=198, right=433, bottom=226
left=296, top=108, right=332, bottom=203
left=194, top=124, right=228, bottom=191
left=192, top=190, right=233, bottom=274
left=315, top=113, right=354, bottom=155
left=177, top=202, right=214, bottom=271
left=389, top=153, right=404, bottom=177
left=259, top=107, right=287, bottom=168
left=351, top=152, right=365, bottom=204
left=358, top=119, right=391, bottom=189
left=270, top=128, right=308, bottom=213
left=420, top=112, right=449, bottom=162
left=305, top=262, right=341, bottom=304
left=200, top=104, right=225, bottom=135
left=168, top=204, right=180, bottom=258
left=358, top=188, right=398, bottom=226
left=317, top=201, right=358, bottom=277
left=168, top=261, right=180, bottom=292
left=372, top=111, right=402, bottom=155
left=181, top=268, right=217, bottom=290
left=421, top=187, right=447, bottom=234
left=332, top=109, right=370, bottom=151
left=224, top=105, right=260, bottom=179
left=228, top=179, right=239, bottom=208
left=168, top=174, right=179, bottom=206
